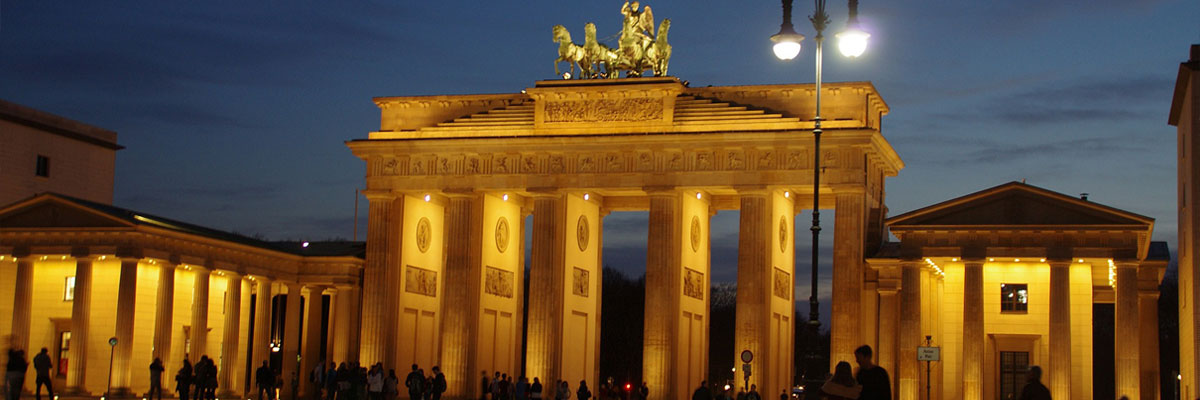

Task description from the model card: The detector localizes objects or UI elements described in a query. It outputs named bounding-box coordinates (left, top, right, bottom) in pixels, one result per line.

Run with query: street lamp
left=770, top=0, right=869, bottom=386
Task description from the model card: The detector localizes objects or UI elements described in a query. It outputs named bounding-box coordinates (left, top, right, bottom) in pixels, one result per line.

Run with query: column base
left=60, top=387, right=93, bottom=397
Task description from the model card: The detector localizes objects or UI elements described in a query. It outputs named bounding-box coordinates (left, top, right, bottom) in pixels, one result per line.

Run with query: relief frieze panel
left=544, top=98, right=663, bottom=123
left=484, top=266, right=514, bottom=298
left=683, top=268, right=705, bottom=300
left=404, top=265, right=437, bottom=297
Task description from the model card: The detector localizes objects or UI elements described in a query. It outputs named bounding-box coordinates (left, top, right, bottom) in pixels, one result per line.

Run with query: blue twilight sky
left=2, top=1, right=1198, bottom=323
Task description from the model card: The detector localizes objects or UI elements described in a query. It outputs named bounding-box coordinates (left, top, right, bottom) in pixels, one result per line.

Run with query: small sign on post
left=917, top=346, right=940, bottom=361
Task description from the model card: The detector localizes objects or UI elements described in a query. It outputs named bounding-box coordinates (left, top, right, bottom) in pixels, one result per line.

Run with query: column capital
left=1114, top=260, right=1140, bottom=269
left=1046, top=259, right=1073, bottom=267
left=184, top=264, right=211, bottom=274
left=215, top=269, right=241, bottom=279
left=733, top=186, right=771, bottom=197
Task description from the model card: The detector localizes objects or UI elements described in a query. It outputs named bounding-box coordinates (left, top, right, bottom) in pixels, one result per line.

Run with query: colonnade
left=356, top=187, right=874, bottom=400
left=1, top=249, right=362, bottom=399
left=870, top=257, right=1163, bottom=400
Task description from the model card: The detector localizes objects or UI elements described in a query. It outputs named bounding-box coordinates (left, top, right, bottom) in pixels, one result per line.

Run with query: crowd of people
left=3, top=344, right=1062, bottom=400
left=474, top=373, right=646, bottom=400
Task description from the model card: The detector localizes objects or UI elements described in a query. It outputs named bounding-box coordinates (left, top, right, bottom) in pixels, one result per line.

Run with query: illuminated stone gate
left=347, top=77, right=902, bottom=399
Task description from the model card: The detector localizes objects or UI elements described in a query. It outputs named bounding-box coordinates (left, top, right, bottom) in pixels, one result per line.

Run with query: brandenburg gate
left=347, top=76, right=901, bottom=399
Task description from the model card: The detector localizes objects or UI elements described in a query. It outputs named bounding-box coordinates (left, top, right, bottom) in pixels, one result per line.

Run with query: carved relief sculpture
left=683, top=268, right=704, bottom=300
left=484, top=266, right=514, bottom=298
left=773, top=268, right=791, bottom=300
left=416, top=217, right=432, bottom=253
left=543, top=98, right=663, bottom=123
left=779, top=215, right=788, bottom=252
left=573, top=267, right=590, bottom=297
left=577, top=215, right=590, bottom=251
left=405, top=265, right=438, bottom=297
left=495, top=217, right=510, bottom=253
left=690, top=215, right=701, bottom=253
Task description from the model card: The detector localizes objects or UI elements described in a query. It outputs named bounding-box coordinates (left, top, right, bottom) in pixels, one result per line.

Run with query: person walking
left=690, top=381, right=712, bottom=400
left=149, top=357, right=165, bottom=400
left=6, top=348, right=28, bottom=400
left=384, top=369, right=398, bottom=400
left=31, top=348, right=51, bottom=400
left=853, top=345, right=890, bottom=400
left=256, top=361, right=276, bottom=400
left=1017, top=366, right=1051, bottom=400
left=176, top=359, right=194, bottom=400
left=430, top=367, right=446, bottom=400
left=404, top=365, right=424, bottom=400
left=820, top=362, right=861, bottom=400
left=528, top=378, right=542, bottom=400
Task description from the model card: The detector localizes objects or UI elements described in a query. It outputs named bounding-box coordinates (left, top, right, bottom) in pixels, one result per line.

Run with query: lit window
left=1000, top=283, right=1028, bottom=312
left=64, top=276, right=76, bottom=301
left=36, top=155, right=50, bottom=177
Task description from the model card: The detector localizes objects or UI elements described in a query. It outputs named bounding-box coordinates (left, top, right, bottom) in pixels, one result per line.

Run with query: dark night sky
left=3, top=1, right=1198, bottom=325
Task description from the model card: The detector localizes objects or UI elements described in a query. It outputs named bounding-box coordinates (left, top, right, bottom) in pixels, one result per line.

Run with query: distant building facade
left=1171, top=44, right=1200, bottom=400
left=0, top=100, right=122, bottom=206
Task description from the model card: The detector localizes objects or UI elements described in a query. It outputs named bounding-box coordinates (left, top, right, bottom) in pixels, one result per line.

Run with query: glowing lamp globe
left=773, top=41, right=802, bottom=60
left=770, top=24, right=804, bottom=60
left=836, top=26, right=870, bottom=58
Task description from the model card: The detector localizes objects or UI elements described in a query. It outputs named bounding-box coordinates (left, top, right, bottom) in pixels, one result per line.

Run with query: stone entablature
left=368, top=77, right=889, bottom=138
left=0, top=194, right=363, bottom=284
left=351, top=78, right=901, bottom=196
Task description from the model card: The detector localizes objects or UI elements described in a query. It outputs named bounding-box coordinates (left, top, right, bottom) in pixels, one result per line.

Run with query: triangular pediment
left=888, top=182, right=1153, bottom=229
left=0, top=195, right=134, bottom=229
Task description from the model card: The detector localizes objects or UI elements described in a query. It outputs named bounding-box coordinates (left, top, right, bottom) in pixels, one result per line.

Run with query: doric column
left=876, top=282, right=899, bottom=397
left=961, top=259, right=984, bottom=400
left=644, top=191, right=681, bottom=400
left=251, top=278, right=274, bottom=390
left=190, top=266, right=212, bottom=360
left=898, top=261, right=922, bottom=400
left=111, top=257, right=140, bottom=393
left=1048, top=261, right=1072, bottom=400
left=359, top=193, right=400, bottom=366
left=1115, top=262, right=1140, bottom=399
left=525, top=194, right=565, bottom=386
left=330, top=285, right=356, bottom=364
left=439, top=195, right=482, bottom=399
left=153, top=262, right=177, bottom=364
left=1140, top=287, right=1161, bottom=400
left=301, top=285, right=326, bottom=397
left=734, top=191, right=769, bottom=392
left=10, top=255, right=34, bottom=352
left=830, top=192, right=865, bottom=366
left=281, top=282, right=303, bottom=400
left=342, top=287, right=361, bottom=363
left=219, top=271, right=243, bottom=396
left=66, top=255, right=95, bottom=393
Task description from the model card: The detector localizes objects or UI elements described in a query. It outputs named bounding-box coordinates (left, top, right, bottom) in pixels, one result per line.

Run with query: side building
left=0, top=99, right=122, bottom=206
left=1171, top=43, right=1200, bottom=400
left=0, top=193, right=364, bottom=399
left=866, top=182, right=1166, bottom=400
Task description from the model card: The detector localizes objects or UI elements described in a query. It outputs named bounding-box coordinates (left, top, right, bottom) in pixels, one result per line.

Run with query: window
left=57, top=331, right=71, bottom=377
left=1000, top=283, right=1028, bottom=312
left=64, top=276, right=76, bottom=301
left=36, top=155, right=50, bottom=177
left=999, top=351, right=1029, bottom=399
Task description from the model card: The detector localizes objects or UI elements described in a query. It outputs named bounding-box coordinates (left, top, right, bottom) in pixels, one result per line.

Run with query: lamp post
left=769, top=0, right=869, bottom=388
